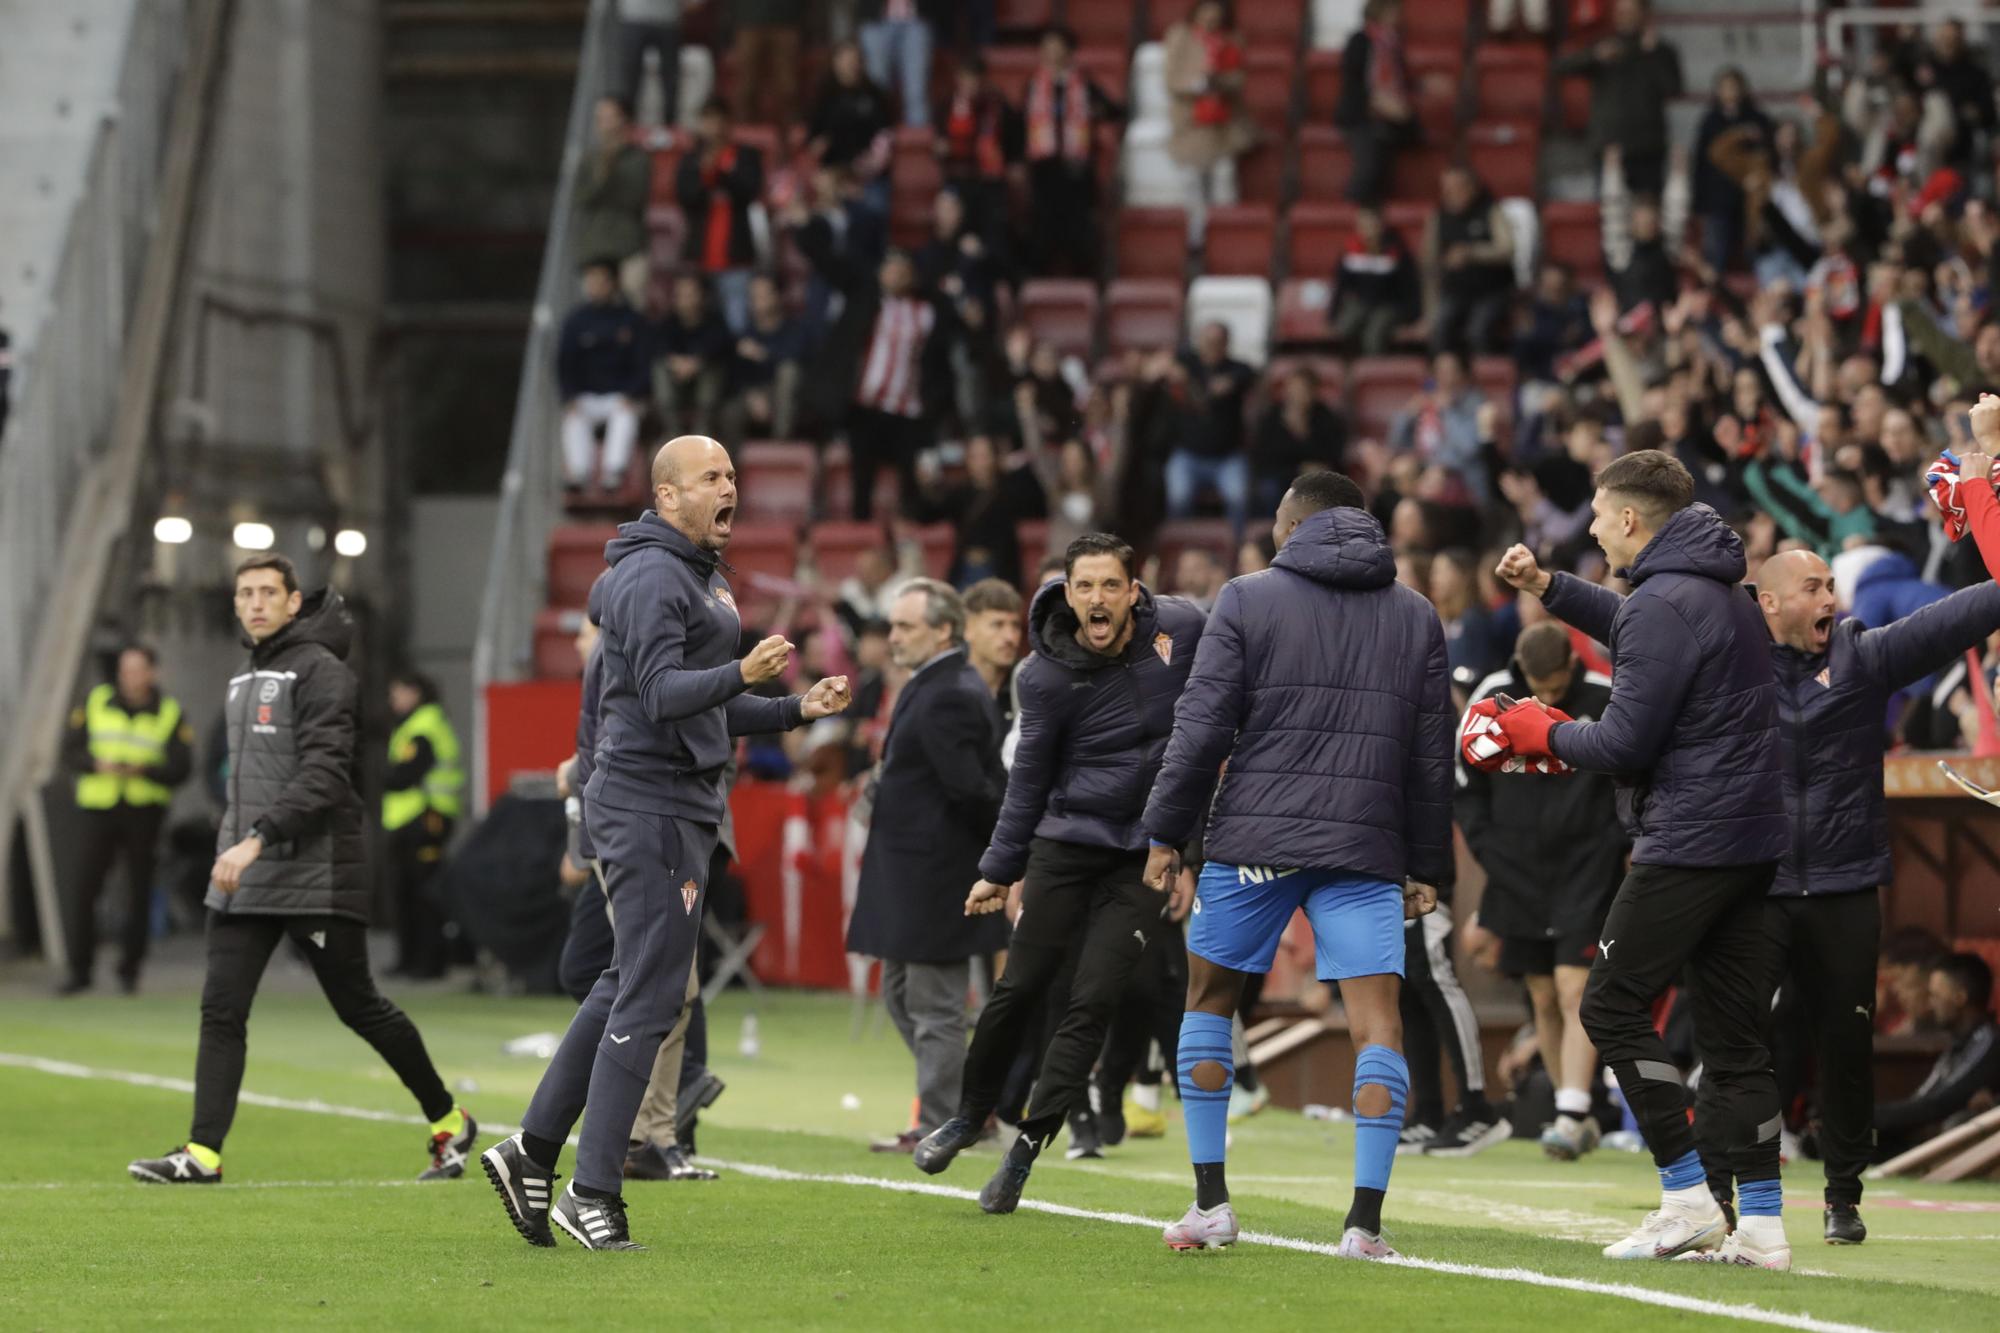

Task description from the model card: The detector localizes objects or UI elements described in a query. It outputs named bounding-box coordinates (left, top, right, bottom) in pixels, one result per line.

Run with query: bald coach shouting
left=483, top=436, right=852, bottom=1250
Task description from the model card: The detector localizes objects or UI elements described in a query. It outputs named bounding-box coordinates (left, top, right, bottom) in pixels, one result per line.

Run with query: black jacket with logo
left=209, top=590, right=368, bottom=921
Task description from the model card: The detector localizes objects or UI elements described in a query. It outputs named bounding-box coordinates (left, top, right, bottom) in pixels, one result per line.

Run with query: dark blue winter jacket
left=978, top=580, right=1207, bottom=884
left=574, top=577, right=608, bottom=861
left=1765, top=583, right=2000, bottom=895
left=555, top=299, right=650, bottom=400
left=1141, top=506, right=1456, bottom=884
left=1543, top=503, right=1786, bottom=867
left=586, top=511, right=804, bottom=826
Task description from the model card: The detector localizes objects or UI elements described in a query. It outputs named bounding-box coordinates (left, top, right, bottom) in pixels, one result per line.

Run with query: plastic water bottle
left=739, top=1012, right=761, bottom=1058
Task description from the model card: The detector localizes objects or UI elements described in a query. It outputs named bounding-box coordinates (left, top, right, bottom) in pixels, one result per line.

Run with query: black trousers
left=1344, top=119, right=1411, bottom=207
left=1027, top=159, right=1099, bottom=277
left=1707, top=890, right=1880, bottom=1206
left=1579, top=861, right=1781, bottom=1183
left=1097, top=923, right=1186, bottom=1101
left=67, top=804, right=166, bottom=985
left=191, top=911, right=452, bottom=1148
left=960, top=839, right=1162, bottom=1141
left=389, top=814, right=453, bottom=978
left=846, top=406, right=932, bottom=521
left=1401, top=903, right=1487, bottom=1120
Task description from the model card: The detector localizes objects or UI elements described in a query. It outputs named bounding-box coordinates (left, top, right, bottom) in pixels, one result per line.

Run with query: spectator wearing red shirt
left=676, top=99, right=765, bottom=334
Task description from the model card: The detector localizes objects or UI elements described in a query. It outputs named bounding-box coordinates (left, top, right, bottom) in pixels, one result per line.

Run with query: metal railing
left=0, top=0, right=189, bottom=756
left=470, top=0, right=613, bottom=812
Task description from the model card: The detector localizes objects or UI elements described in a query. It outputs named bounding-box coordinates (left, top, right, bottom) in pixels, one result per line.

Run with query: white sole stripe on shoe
left=8, top=1051, right=1879, bottom=1333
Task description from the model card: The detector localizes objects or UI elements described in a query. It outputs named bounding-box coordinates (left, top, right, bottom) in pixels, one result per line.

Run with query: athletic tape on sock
left=1738, top=1178, right=1783, bottom=1218
left=1176, top=1012, right=1234, bottom=1166
left=1660, top=1149, right=1707, bottom=1193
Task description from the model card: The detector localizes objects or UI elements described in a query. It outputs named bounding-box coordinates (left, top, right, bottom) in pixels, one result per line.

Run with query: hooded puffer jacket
left=209, top=590, right=369, bottom=921
left=978, top=580, right=1207, bottom=884
left=1142, top=506, right=1456, bottom=884
left=1544, top=503, right=1787, bottom=867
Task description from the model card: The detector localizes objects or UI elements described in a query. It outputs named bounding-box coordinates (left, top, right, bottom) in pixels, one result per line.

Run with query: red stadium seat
left=1116, top=207, right=1191, bottom=279
left=1465, top=122, right=1540, bottom=200
left=736, top=441, right=818, bottom=525
left=1475, top=44, right=1549, bottom=123
left=1238, top=0, right=1307, bottom=46
left=993, top=0, right=1056, bottom=32
left=1274, top=276, right=1334, bottom=344
left=1242, top=47, right=1296, bottom=137
left=913, top=522, right=956, bottom=578
left=1204, top=204, right=1276, bottom=277
left=1286, top=202, right=1353, bottom=276
left=1018, top=279, right=1101, bottom=359
left=1153, top=519, right=1236, bottom=573
left=1104, top=278, right=1187, bottom=354
left=1296, top=127, right=1350, bottom=202
left=985, top=46, right=1039, bottom=102
left=1148, top=0, right=1197, bottom=36
left=1346, top=356, right=1428, bottom=440
left=720, top=522, right=801, bottom=585
left=1303, top=49, right=1342, bottom=123
left=1067, top=0, right=1136, bottom=48
left=534, top=607, right=587, bottom=679
left=1406, top=46, right=1463, bottom=142
left=1234, top=140, right=1285, bottom=203
left=818, top=443, right=900, bottom=524
left=1558, top=71, right=1591, bottom=134
left=1017, top=519, right=1050, bottom=582
left=1402, top=0, right=1468, bottom=50
left=809, top=520, right=896, bottom=585
left=1472, top=355, right=1518, bottom=405
left=1265, top=353, right=1349, bottom=404
left=890, top=127, right=943, bottom=249
left=547, top=525, right=616, bottom=609
left=1541, top=200, right=1603, bottom=279
left=1387, top=142, right=1451, bottom=204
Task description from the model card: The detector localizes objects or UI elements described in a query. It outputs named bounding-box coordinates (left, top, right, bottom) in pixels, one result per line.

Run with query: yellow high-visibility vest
left=383, top=702, right=463, bottom=830
left=75, top=684, right=182, bottom=809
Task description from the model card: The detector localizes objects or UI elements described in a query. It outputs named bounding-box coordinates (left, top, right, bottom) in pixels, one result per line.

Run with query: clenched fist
left=1970, top=392, right=2000, bottom=456
left=801, top=676, right=853, bottom=719
left=965, top=879, right=1010, bottom=916
left=739, top=634, right=794, bottom=685
left=1495, top=544, right=1552, bottom=598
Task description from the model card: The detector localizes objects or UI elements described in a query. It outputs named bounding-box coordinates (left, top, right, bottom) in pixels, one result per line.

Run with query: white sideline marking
left=0, top=1052, right=1885, bottom=1333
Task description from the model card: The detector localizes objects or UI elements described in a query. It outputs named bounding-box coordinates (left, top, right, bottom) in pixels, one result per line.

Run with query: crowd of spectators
left=555, top=4, right=2000, bottom=755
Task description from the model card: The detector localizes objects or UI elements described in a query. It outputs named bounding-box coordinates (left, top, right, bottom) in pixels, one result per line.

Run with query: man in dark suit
left=847, top=577, right=1009, bottom=1152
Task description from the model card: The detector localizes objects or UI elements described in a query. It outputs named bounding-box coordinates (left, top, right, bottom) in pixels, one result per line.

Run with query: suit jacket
left=848, top=648, right=1009, bottom=963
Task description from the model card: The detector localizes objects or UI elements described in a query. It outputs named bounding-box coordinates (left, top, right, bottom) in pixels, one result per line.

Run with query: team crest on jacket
left=714, top=587, right=738, bottom=616
left=257, top=705, right=272, bottom=725
left=681, top=879, right=699, bottom=914
left=1153, top=632, right=1173, bottom=665
left=1814, top=667, right=1831, bottom=688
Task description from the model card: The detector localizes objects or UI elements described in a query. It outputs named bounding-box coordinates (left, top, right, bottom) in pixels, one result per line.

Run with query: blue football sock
left=1351, top=1044, right=1408, bottom=1193
left=1177, top=1011, right=1234, bottom=1166
left=1738, top=1178, right=1783, bottom=1218
left=1660, top=1149, right=1707, bottom=1193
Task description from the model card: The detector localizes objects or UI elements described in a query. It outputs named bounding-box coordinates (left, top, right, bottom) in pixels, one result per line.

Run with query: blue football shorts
left=1187, top=861, right=1406, bottom=980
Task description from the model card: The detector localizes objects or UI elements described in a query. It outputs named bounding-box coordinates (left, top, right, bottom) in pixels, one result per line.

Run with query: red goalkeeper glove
left=1495, top=698, right=1572, bottom=761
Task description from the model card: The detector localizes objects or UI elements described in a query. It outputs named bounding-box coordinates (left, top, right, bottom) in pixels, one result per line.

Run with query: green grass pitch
left=3, top=982, right=1997, bottom=1330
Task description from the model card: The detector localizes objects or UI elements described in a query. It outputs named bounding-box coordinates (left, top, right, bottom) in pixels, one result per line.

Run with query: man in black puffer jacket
left=1495, top=451, right=1790, bottom=1270
left=129, top=555, right=473, bottom=1190
left=1728, top=548, right=2000, bottom=1244
left=910, top=533, right=1206, bottom=1214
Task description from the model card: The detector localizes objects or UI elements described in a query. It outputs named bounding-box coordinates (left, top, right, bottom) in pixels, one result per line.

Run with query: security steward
left=61, top=643, right=193, bottom=994
left=382, top=672, right=464, bottom=978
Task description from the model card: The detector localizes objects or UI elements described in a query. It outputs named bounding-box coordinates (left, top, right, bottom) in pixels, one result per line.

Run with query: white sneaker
left=1602, top=1197, right=1728, bottom=1260
left=1163, top=1200, right=1239, bottom=1251
left=1676, top=1227, right=1791, bottom=1271
left=1335, top=1226, right=1400, bottom=1260
left=1396, top=1123, right=1437, bottom=1156
left=1227, top=1082, right=1270, bottom=1123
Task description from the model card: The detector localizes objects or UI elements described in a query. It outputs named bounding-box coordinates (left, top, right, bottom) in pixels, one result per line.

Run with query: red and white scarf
left=1026, top=69, right=1092, bottom=164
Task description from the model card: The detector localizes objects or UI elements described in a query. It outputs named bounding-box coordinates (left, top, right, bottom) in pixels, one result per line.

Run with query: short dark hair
left=389, top=669, right=438, bottom=702
left=962, top=578, right=1024, bottom=617
left=859, top=617, right=890, bottom=639
left=117, top=642, right=160, bottom=667
left=1594, top=449, right=1694, bottom=525
left=1285, top=469, right=1365, bottom=515
left=1041, top=24, right=1076, bottom=50
left=1064, top=532, right=1135, bottom=579
left=1036, top=553, right=1069, bottom=580
left=1515, top=621, right=1575, bottom=681
left=700, top=95, right=730, bottom=120
left=597, top=93, right=632, bottom=120
left=1937, top=952, right=1994, bottom=1014
left=234, top=553, right=299, bottom=595
left=579, top=256, right=619, bottom=280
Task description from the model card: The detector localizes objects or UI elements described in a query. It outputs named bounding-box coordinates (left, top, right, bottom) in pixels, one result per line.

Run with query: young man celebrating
left=1142, top=471, right=1455, bottom=1257
left=482, top=437, right=850, bottom=1249
left=909, top=534, right=1206, bottom=1211
left=129, top=556, right=473, bottom=1186
left=1495, top=450, right=1790, bottom=1269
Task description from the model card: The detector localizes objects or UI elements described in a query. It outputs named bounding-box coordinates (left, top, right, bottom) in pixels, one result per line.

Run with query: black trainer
left=552, top=1183, right=645, bottom=1250
left=1064, top=1108, right=1104, bottom=1161
left=1423, top=1106, right=1513, bottom=1157
left=128, top=1147, right=221, bottom=1184
left=1096, top=1098, right=1127, bottom=1148
left=480, top=1133, right=557, bottom=1247
left=1824, top=1204, right=1867, bottom=1245
left=625, top=1141, right=719, bottom=1181
left=418, top=1110, right=477, bottom=1181
left=674, top=1071, right=726, bottom=1142
left=914, top=1116, right=982, bottom=1175
left=979, top=1155, right=1034, bottom=1214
